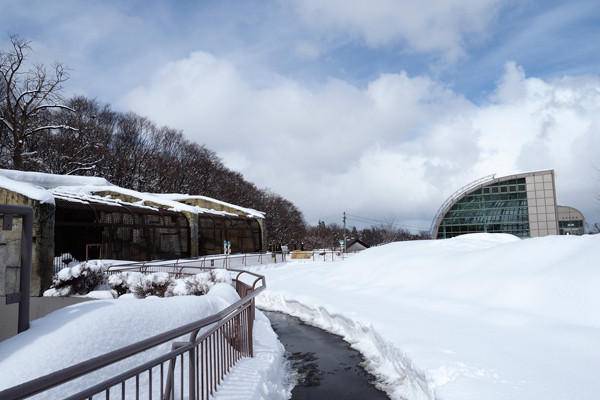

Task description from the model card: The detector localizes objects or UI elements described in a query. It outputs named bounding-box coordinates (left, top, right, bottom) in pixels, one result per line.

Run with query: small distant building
left=0, top=169, right=266, bottom=296
left=557, top=205, right=585, bottom=235
left=345, top=238, right=370, bottom=252
left=431, top=170, right=585, bottom=239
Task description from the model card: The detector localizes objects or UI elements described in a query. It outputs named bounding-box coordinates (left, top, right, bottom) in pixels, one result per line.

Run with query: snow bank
left=3, top=233, right=596, bottom=399
left=0, top=283, right=288, bottom=399
left=0, top=292, right=233, bottom=396
left=254, top=233, right=600, bottom=400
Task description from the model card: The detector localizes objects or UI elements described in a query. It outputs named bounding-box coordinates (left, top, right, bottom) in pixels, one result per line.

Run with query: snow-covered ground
left=0, top=283, right=291, bottom=399
left=252, top=233, right=600, bottom=400
left=1, top=233, right=598, bottom=399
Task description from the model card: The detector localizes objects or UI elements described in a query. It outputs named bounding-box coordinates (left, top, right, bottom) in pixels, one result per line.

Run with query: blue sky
left=2, top=0, right=600, bottom=230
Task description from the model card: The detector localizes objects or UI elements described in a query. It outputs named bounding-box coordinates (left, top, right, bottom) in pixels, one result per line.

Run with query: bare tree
left=259, top=190, right=306, bottom=246
left=304, top=220, right=341, bottom=250
left=108, top=112, right=156, bottom=190
left=0, top=34, right=73, bottom=170
left=587, top=222, right=600, bottom=234
left=37, top=96, right=117, bottom=175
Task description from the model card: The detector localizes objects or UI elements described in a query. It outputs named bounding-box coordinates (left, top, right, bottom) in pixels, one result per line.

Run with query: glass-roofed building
left=431, top=170, right=585, bottom=239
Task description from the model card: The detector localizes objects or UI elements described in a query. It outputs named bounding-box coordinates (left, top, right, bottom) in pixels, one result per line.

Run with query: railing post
left=163, top=357, right=176, bottom=400
left=248, top=299, right=255, bottom=357
left=188, top=347, right=196, bottom=400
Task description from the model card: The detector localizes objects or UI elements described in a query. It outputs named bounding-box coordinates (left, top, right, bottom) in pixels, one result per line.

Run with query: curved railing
left=101, top=252, right=287, bottom=275
left=0, top=266, right=266, bottom=400
left=429, top=174, right=496, bottom=237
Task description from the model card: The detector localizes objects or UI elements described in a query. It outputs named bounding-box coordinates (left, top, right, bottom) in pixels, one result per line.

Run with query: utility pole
left=343, top=211, right=347, bottom=252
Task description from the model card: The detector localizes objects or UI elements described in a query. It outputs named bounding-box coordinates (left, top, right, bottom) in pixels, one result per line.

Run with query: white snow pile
left=44, top=262, right=233, bottom=299
left=44, top=260, right=106, bottom=296
left=253, top=233, right=600, bottom=400
left=0, top=284, right=290, bottom=399
left=167, top=268, right=232, bottom=297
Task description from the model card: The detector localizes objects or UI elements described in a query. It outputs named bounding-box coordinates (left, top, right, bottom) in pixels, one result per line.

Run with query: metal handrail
left=106, top=250, right=348, bottom=275
left=0, top=267, right=266, bottom=400
left=103, top=252, right=289, bottom=274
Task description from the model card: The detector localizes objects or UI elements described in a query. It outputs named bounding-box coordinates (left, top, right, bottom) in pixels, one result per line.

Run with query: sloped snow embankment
left=253, top=233, right=600, bottom=400
left=0, top=283, right=291, bottom=399
left=257, top=290, right=432, bottom=399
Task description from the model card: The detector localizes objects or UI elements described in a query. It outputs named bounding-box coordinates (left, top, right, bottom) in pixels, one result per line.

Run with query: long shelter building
left=0, top=170, right=266, bottom=296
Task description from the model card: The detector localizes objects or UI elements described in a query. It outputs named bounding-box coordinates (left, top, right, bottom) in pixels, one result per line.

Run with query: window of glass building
left=436, top=178, right=530, bottom=239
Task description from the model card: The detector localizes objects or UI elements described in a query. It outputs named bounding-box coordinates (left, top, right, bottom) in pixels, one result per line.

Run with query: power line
left=345, top=213, right=428, bottom=231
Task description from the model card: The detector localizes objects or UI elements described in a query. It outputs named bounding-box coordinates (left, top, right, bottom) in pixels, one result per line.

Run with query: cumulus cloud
left=480, top=63, right=600, bottom=209
left=120, top=53, right=600, bottom=230
left=290, top=0, right=507, bottom=61
left=4, top=0, right=599, bottom=231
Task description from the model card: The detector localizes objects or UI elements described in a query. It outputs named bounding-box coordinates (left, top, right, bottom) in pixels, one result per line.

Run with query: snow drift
left=254, top=233, right=600, bottom=400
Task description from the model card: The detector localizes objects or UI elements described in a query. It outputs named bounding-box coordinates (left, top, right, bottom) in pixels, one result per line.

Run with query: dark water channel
left=263, top=311, right=389, bottom=400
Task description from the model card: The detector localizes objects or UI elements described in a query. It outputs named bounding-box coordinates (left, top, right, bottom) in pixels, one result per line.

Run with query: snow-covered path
left=251, top=234, right=600, bottom=400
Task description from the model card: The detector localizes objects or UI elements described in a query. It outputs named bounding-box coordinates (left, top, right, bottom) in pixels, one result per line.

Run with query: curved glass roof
left=435, top=177, right=530, bottom=239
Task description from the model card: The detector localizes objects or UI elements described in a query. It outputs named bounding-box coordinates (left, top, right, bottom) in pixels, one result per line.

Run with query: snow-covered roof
left=0, top=174, right=55, bottom=204
left=0, top=169, right=264, bottom=219
left=0, top=169, right=111, bottom=189
left=158, top=194, right=264, bottom=219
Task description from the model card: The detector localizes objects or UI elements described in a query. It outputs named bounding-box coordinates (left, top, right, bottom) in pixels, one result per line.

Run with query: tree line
left=1, top=34, right=427, bottom=250
left=302, top=220, right=430, bottom=251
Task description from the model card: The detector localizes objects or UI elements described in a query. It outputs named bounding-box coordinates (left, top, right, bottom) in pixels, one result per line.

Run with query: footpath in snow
left=250, top=233, right=600, bottom=400
left=265, top=310, right=389, bottom=399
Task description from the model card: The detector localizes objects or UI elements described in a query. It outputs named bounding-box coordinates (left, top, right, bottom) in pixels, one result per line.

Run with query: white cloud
left=290, top=0, right=507, bottom=61
left=4, top=0, right=599, bottom=231
left=470, top=63, right=600, bottom=222
left=120, top=53, right=600, bottom=230
left=293, top=41, right=322, bottom=61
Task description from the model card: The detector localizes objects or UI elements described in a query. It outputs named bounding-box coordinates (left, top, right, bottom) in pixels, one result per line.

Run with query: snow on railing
left=104, top=252, right=286, bottom=274
left=102, top=250, right=351, bottom=277
left=0, top=267, right=266, bottom=400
